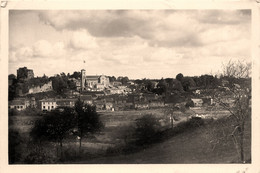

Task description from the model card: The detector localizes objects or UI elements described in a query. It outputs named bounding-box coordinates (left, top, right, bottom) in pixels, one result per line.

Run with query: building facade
left=39, top=98, right=77, bottom=111
left=81, top=69, right=110, bottom=90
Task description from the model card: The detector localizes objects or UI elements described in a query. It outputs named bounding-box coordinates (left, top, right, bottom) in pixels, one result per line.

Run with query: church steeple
left=81, top=69, right=86, bottom=90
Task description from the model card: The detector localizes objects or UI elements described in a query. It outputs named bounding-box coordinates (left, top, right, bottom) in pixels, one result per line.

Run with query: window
left=48, top=106, right=50, bottom=110
left=43, top=106, right=45, bottom=109
left=21, top=106, right=23, bottom=108
left=51, top=106, right=54, bottom=109
left=17, top=106, right=19, bottom=108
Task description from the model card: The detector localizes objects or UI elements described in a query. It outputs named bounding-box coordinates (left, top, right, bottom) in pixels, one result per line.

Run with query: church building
left=81, top=69, right=110, bottom=90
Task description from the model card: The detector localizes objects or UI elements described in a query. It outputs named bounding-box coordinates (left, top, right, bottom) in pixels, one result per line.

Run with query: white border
left=1, top=1, right=260, bottom=173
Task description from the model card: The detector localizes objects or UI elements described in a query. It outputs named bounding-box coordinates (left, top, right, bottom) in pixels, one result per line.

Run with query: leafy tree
left=172, top=79, right=184, bottom=92
left=193, top=75, right=220, bottom=89
left=74, top=99, right=103, bottom=150
left=108, top=76, right=116, bottom=83
left=134, top=114, right=161, bottom=145
left=67, top=80, right=77, bottom=90
left=70, top=71, right=81, bottom=79
left=8, top=74, right=16, bottom=80
left=51, top=76, right=68, bottom=94
left=181, top=77, right=196, bottom=91
left=30, top=107, right=76, bottom=157
left=121, top=76, right=129, bottom=85
left=156, top=79, right=167, bottom=95
left=176, top=73, right=184, bottom=81
left=143, top=80, right=155, bottom=92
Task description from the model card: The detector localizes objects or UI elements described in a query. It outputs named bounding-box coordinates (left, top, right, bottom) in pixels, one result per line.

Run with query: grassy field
left=76, top=117, right=251, bottom=164
left=9, top=107, right=251, bottom=163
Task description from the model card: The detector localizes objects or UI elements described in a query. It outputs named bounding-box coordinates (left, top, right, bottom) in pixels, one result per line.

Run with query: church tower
left=81, top=69, right=86, bottom=90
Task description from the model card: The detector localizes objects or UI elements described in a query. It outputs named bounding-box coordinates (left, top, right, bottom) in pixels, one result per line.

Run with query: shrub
left=134, top=114, right=161, bottom=146
left=9, top=130, right=23, bottom=164
left=24, top=144, right=57, bottom=164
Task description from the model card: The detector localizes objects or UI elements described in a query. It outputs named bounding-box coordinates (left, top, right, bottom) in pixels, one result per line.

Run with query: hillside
left=74, top=117, right=251, bottom=164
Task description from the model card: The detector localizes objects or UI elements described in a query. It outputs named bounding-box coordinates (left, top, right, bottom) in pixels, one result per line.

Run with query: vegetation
left=9, top=130, right=24, bottom=164
left=74, top=99, right=103, bottom=150
left=30, top=107, right=76, bottom=159
left=8, top=59, right=251, bottom=164
left=134, top=114, right=161, bottom=146
left=213, top=60, right=251, bottom=163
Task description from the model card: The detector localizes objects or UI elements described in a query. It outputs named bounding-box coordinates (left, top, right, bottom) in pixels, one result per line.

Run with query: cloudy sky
left=9, top=10, right=251, bottom=79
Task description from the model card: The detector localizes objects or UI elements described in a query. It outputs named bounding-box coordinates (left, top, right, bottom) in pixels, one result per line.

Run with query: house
left=56, top=98, right=76, bottom=108
left=81, top=95, right=93, bottom=105
left=9, top=98, right=30, bottom=111
left=9, top=97, right=37, bottom=111
left=39, top=98, right=77, bottom=111
left=81, top=91, right=105, bottom=98
left=39, top=99, right=58, bottom=111
left=104, top=102, right=114, bottom=110
left=112, top=81, right=122, bottom=87
left=202, top=97, right=214, bottom=106
left=93, top=100, right=105, bottom=110
left=191, top=98, right=203, bottom=107
left=149, top=100, right=164, bottom=108
left=134, top=102, right=149, bottom=109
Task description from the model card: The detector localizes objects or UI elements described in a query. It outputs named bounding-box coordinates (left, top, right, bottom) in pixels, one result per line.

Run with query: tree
left=30, top=107, right=76, bottom=158
left=156, top=78, right=167, bottom=95
left=181, top=77, right=196, bottom=91
left=222, top=60, right=251, bottom=79
left=108, top=76, right=116, bottom=83
left=134, top=114, right=161, bottom=145
left=176, top=73, right=184, bottom=81
left=214, top=59, right=251, bottom=163
left=70, top=71, right=81, bottom=79
left=51, top=76, right=68, bottom=94
left=74, top=99, right=103, bottom=150
left=121, top=76, right=129, bottom=85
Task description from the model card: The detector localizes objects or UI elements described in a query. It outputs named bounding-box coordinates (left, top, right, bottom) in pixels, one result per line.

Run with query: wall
left=28, top=81, right=53, bottom=94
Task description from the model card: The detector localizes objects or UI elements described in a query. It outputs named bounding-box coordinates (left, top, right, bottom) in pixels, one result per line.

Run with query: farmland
left=9, top=106, right=250, bottom=164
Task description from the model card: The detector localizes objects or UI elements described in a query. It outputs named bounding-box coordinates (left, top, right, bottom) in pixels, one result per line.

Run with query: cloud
left=33, top=40, right=53, bottom=57
left=198, top=10, right=251, bottom=25
left=9, top=10, right=251, bottom=78
left=10, top=40, right=67, bottom=62
left=37, top=10, right=250, bottom=49
left=67, top=29, right=98, bottom=50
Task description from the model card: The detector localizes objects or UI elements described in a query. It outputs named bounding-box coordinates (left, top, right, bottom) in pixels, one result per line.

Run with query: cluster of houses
left=9, top=88, right=221, bottom=113
left=10, top=67, right=243, bottom=113
left=38, top=92, right=166, bottom=112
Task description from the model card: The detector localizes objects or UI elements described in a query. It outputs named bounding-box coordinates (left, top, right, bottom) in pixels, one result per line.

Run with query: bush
left=24, top=144, right=57, bottom=164
left=134, top=114, right=161, bottom=146
left=9, top=130, right=23, bottom=164
left=8, top=109, right=18, bottom=116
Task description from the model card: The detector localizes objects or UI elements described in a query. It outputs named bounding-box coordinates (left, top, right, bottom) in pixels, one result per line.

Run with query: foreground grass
left=9, top=108, right=251, bottom=164
left=74, top=117, right=251, bottom=164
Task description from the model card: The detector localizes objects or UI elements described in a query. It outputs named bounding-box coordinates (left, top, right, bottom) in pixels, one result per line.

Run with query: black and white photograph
left=1, top=0, right=260, bottom=172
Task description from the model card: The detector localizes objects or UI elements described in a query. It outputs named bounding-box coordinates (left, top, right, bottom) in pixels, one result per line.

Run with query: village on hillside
left=9, top=66, right=249, bottom=114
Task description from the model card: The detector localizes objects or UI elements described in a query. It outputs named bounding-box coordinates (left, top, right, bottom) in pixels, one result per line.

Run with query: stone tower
left=81, top=69, right=86, bottom=90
